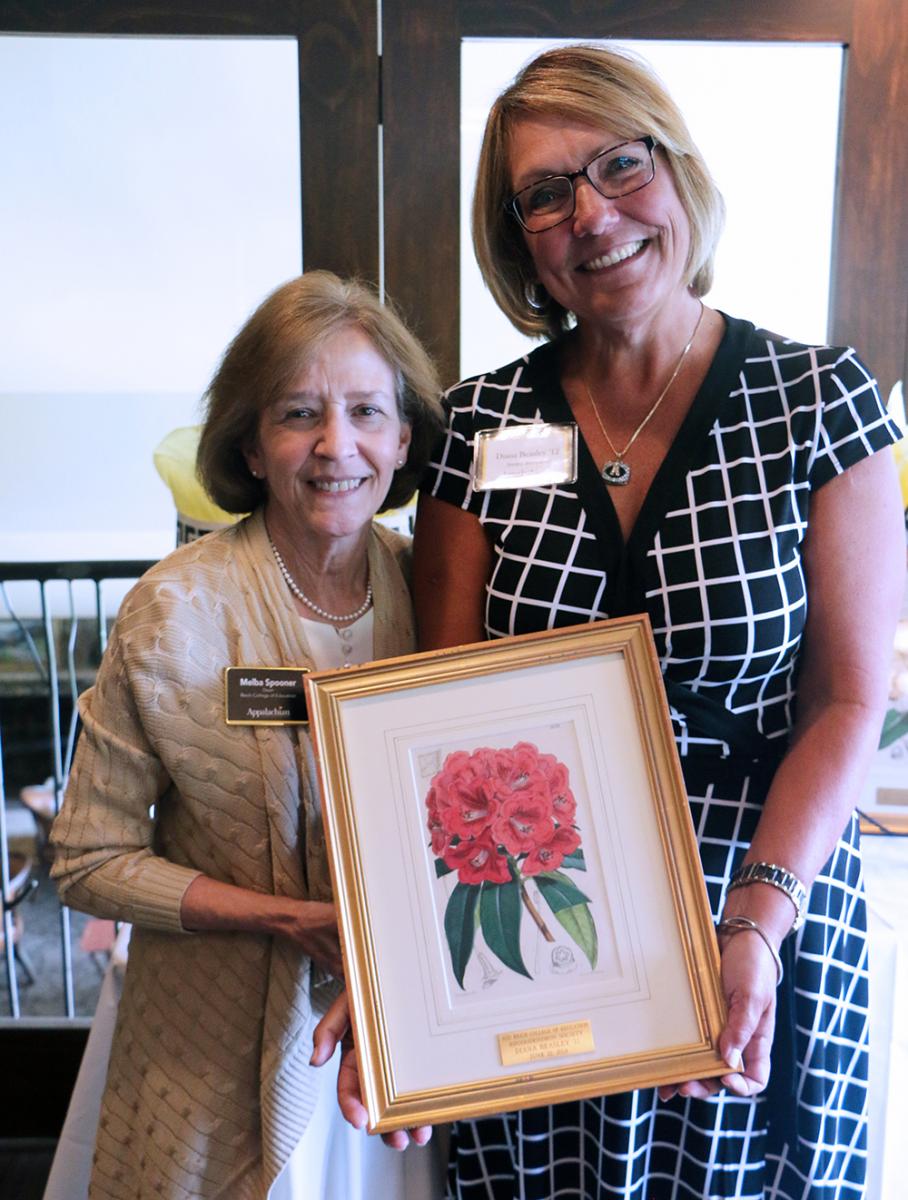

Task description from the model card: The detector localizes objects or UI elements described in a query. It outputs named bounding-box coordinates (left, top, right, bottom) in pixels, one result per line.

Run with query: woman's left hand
left=657, top=925, right=777, bottom=1102
left=311, top=991, right=433, bottom=1150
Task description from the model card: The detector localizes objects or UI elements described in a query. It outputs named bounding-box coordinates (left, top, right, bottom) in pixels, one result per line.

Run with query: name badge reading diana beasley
left=224, top=667, right=309, bottom=725
left=473, top=423, right=578, bottom=491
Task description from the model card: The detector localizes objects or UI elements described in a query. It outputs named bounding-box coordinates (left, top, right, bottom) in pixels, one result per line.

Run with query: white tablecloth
left=863, top=835, right=908, bottom=1200
left=43, top=925, right=131, bottom=1200
left=273, top=1055, right=446, bottom=1199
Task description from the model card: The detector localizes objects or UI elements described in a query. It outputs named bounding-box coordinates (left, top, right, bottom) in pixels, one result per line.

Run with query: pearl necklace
left=583, top=301, right=705, bottom=486
left=269, top=536, right=373, bottom=623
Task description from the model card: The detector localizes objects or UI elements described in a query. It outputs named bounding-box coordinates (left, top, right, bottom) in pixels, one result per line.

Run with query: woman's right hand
left=273, top=899, right=344, bottom=978
left=180, top=876, right=343, bottom=978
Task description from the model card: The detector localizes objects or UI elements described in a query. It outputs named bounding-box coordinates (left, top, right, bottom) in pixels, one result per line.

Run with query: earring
left=396, top=458, right=406, bottom=468
left=524, top=282, right=548, bottom=312
left=250, top=468, right=262, bottom=479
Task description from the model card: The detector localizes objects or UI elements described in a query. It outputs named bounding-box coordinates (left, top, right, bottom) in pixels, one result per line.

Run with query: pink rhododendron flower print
left=427, top=742, right=580, bottom=884
left=522, top=824, right=582, bottom=876
left=426, top=741, right=598, bottom=986
left=491, top=793, right=555, bottom=857
left=443, top=833, right=511, bottom=885
left=538, top=753, right=577, bottom=823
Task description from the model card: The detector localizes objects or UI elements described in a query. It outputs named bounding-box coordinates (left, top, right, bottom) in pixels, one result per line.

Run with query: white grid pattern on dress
left=427, top=322, right=898, bottom=754
left=423, top=317, right=891, bottom=1200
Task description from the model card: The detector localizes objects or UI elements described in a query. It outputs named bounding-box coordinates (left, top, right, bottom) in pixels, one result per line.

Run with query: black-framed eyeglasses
left=506, top=136, right=658, bottom=234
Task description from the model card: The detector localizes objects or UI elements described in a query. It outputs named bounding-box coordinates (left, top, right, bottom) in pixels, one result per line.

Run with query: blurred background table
left=863, top=834, right=908, bottom=1200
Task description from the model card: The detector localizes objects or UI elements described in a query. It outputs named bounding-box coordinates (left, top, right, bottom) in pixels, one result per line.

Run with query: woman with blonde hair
left=413, top=43, right=903, bottom=1199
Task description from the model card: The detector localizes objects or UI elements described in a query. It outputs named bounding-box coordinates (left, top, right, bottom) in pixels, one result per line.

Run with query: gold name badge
left=498, top=1019, right=594, bottom=1067
left=473, top=423, right=578, bottom=492
left=224, top=666, right=310, bottom=725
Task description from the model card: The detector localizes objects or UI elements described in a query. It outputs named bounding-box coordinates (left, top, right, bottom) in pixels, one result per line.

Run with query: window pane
left=0, top=35, right=302, bottom=559
left=461, top=39, right=842, bottom=379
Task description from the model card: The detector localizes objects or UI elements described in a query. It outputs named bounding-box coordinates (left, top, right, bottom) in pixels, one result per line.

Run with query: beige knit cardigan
left=51, top=510, right=416, bottom=1199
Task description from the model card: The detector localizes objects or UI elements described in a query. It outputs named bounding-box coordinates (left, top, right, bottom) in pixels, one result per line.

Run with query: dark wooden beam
left=830, top=0, right=908, bottom=396
left=297, top=1, right=379, bottom=283
left=382, top=1, right=460, bottom=381
left=460, top=0, right=852, bottom=42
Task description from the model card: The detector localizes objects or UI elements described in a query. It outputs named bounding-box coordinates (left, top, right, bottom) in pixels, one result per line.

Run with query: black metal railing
left=0, top=560, right=154, bottom=1018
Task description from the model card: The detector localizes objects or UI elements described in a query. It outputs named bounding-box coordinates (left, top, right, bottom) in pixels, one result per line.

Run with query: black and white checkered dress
left=421, top=315, right=899, bottom=1200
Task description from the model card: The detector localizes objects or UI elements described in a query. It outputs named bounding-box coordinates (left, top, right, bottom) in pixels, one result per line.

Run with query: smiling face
left=245, top=325, right=411, bottom=550
left=507, top=113, right=692, bottom=332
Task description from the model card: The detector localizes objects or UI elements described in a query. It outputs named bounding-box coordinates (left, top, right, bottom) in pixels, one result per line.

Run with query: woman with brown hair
left=51, top=271, right=444, bottom=1198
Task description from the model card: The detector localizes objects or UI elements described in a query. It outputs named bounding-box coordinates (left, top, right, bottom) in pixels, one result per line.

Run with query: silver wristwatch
left=727, top=861, right=808, bottom=933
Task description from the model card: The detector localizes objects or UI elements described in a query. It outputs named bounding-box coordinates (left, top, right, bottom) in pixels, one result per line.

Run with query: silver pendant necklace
left=583, top=301, right=705, bottom=486
left=269, top=536, right=373, bottom=623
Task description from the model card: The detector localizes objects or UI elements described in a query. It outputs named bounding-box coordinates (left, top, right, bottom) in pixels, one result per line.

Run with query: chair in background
left=1, top=850, right=39, bottom=985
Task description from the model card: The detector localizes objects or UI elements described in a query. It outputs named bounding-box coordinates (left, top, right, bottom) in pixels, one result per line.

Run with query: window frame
left=381, top=0, right=908, bottom=396
left=1, top=0, right=380, bottom=283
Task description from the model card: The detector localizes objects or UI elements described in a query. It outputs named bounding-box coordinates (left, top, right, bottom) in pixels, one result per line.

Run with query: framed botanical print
left=305, top=616, right=728, bottom=1131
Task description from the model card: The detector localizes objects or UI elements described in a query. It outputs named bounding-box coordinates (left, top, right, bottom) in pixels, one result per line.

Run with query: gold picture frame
left=305, top=616, right=728, bottom=1133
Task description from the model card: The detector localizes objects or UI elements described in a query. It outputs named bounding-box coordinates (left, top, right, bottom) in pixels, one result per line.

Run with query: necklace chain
left=583, top=301, right=705, bottom=485
left=269, top=536, right=373, bottom=623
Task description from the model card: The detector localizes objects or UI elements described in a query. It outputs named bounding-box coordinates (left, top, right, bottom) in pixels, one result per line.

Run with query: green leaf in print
left=551, top=902, right=598, bottom=969
left=560, top=850, right=587, bottom=871
left=435, top=858, right=454, bottom=878
left=444, top=882, right=481, bottom=989
left=479, top=880, right=532, bottom=979
left=533, top=870, right=592, bottom=912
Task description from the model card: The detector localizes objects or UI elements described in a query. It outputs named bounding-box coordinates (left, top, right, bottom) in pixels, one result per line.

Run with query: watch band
left=727, top=861, right=808, bottom=933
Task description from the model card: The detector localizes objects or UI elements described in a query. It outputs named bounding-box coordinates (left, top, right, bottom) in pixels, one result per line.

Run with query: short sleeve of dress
left=807, top=346, right=901, bottom=490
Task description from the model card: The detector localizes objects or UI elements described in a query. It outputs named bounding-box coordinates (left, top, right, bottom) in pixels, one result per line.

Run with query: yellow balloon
left=153, top=426, right=242, bottom=526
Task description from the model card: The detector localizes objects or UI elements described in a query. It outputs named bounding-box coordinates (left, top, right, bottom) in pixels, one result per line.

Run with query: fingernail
left=725, top=1047, right=743, bottom=1072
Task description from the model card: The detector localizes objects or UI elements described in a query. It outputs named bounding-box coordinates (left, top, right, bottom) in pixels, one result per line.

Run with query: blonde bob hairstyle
left=197, top=271, right=444, bottom=515
left=473, top=43, right=725, bottom=340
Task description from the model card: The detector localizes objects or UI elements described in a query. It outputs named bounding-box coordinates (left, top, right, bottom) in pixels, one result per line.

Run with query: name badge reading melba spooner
left=473, top=423, right=577, bottom=492
left=225, top=666, right=309, bottom=725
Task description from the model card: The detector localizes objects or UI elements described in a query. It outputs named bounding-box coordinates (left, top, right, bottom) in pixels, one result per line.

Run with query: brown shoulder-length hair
left=473, top=43, right=725, bottom=340
left=197, top=271, right=445, bottom=514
